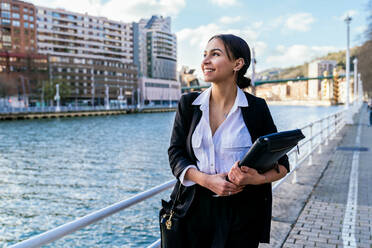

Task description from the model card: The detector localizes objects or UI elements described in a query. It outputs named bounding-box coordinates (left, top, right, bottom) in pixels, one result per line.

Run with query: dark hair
left=209, top=34, right=251, bottom=89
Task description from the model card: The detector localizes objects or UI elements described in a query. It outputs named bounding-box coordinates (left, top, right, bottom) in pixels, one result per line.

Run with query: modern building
left=134, top=15, right=179, bottom=105
left=1, top=1, right=181, bottom=107
left=0, top=0, right=48, bottom=107
left=36, top=6, right=138, bottom=105
left=138, top=77, right=180, bottom=105
left=0, top=0, right=37, bottom=53
left=308, top=60, right=337, bottom=100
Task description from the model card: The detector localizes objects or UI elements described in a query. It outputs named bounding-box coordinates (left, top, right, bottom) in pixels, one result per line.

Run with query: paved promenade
left=260, top=106, right=372, bottom=248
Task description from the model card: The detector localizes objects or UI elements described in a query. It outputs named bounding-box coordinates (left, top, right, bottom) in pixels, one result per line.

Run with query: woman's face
left=201, top=38, right=235, bottom=83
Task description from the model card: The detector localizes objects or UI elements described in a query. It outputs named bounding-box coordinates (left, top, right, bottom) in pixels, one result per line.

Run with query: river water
left=0, top=105, right=342, bottom=247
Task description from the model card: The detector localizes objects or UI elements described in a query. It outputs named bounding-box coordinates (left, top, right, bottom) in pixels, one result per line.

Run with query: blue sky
left=30, top=0, right=369, bottom=76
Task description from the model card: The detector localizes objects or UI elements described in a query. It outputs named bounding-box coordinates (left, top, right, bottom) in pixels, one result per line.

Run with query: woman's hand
left=228, top=161, right=266, bottom=186
left=202, top=173, right=244, bottom=196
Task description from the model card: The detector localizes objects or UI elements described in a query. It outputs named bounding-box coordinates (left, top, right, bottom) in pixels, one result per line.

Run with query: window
left=12, top=13, right=20, bottom=19
left=52, top=12, right=60, bottom=18
left=12, top=5, right=19, bottom=11
left=24, top=22, right=28, bottom=28
left=1, top=3, right=10, bottom=10
left=1, top=11, right=11, bottom=18
left=2, top=35, right=11, bottom=42
left=24, top=14, right=28, bottom=20
left=30, top=23, right=34, bottom=28
left=29, top=16, right=34, bottom=21
left=12, top=20, right=20, bottom=27
left=1, top=19, right=11, bottom=25
left=23, top=7, right=28, bottom=12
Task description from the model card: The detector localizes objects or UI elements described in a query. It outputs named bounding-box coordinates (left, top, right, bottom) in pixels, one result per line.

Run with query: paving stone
left=268, top=107, right=372, bottom=248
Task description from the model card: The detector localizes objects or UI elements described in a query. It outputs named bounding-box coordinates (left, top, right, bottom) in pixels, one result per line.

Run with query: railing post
left=308, top=123, right=313, bottom=165
left=292, top=152, right=298, bottom=184
left=325, top=116, right=329, bottom=146
left=318, top=120, right=323, bottom=154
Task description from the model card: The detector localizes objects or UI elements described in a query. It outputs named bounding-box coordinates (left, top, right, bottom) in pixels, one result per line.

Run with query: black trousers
left=179, top=186, right=262, bottom=248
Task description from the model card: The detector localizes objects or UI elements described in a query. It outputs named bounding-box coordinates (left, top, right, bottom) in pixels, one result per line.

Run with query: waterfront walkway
left=261, top=106, right=372, bottom=248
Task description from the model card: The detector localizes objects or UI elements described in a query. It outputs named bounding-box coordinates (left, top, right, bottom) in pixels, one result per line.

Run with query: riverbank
left=0, top=107, right=176, bottom=121
left=267, top=100, right=334, bottom=106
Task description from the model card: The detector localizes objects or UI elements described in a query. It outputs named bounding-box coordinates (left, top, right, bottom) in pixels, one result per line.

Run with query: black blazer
left=168, top=91, right=289, bottom=243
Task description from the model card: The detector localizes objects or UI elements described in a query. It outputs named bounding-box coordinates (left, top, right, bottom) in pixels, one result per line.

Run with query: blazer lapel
left=187, top=105, right=202, bottom=163
left=242, top=94, right=259, bottom=143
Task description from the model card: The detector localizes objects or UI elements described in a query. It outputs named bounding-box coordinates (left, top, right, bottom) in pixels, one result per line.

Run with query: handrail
left=9, top=180, right=176, bottom=248
left=9, top=106, right=351, bottom=248
left=148, top=108, right=348, bottom=247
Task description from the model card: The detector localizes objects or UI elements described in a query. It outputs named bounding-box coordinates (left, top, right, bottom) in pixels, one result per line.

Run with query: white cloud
left=29, top=0, right=186, bottom=22
left=285, top=13, right=315, bottom=32
left=177, top=23, right=264, bottom=77
left=209, top=0, right=238, bottom=6
left=252, top=21, right=263, bottom=29
left=219, top=16, right=242, bottom=24
left=269, top=16, right=285, bottom=29
left=177, top=23, right=260, bottom=48
left=356, top=25, right=367, bottom=34
left=266, top=44, right=339, bottom=68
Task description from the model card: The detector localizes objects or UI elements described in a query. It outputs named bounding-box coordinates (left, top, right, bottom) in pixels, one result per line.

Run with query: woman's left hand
left=228, top=161, right=266, bottom=186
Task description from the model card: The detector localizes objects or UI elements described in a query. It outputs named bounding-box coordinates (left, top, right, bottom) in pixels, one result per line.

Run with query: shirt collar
left=192, top=85, right=248, bottom=111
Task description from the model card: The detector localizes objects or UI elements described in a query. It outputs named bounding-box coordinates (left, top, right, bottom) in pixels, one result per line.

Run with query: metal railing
left=9, top=107, right=350, bottom=248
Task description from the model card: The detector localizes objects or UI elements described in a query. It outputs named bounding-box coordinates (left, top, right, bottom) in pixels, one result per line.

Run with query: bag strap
left=170, top=182, right=183, bottom=211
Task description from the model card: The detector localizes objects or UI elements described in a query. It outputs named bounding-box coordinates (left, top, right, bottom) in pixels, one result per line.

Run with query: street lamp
left=344, top=15, right=353, bottom=124
left=251, top=47, right=256, bottom=95
left=358, top=73, right=362, bottom=104
left=353, top=58, right=358, bottom=103
left=54, top=83, right=60, bottom=112
left=105, top=84, right=110, bottom=110
left=352, top=58, right=358, bottom=115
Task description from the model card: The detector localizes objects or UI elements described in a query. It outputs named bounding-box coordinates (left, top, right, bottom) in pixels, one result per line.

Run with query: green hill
left=259, top=47, right=360, bottom=80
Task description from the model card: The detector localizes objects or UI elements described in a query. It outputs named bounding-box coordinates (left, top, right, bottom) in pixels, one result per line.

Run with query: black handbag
left=239, top=129, right=305, bottom=173
left=159, top=182, right=184, bottom=248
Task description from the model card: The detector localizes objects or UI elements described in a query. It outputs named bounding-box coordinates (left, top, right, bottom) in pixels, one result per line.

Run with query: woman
left=167, top=34, right=289, bottom=248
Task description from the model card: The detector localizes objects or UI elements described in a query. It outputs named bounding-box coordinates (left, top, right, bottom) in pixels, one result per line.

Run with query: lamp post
left=344, top=15, right=353, bottom=124
left=118, top=86, right=124, bottom=109
left=251, top=47, right=256, bottom=95
left=353, top=58, right=358, bottom=114
left=105, top=84, right=110, bottom=110
left=353, top=58, right=358, bottom=103
left=358, top=73, right=362, bottom=104
left=91, top=68, right=95, bottom=108
left=54, top=83, right=60, bottom=112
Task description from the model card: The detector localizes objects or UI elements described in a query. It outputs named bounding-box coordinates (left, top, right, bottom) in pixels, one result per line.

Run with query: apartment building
left=36, top=6, right=138, bottom=105
left=0, top=0, right=48, bottom=107
left=308, top=60, right=337, bottom=100
left=135, top=15, right=180, bottom=105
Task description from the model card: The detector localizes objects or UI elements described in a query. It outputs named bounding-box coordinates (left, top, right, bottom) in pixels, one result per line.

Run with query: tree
left=38, top=79, right=72, bottom=105
left=357, top=0, right=372, bottom=97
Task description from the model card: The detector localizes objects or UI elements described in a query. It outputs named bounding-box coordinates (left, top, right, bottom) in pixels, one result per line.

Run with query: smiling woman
left=163, top=34, right=290, bottom=248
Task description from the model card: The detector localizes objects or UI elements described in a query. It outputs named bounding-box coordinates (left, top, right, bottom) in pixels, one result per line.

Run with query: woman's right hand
left=202, top=173, right=244, bottom=196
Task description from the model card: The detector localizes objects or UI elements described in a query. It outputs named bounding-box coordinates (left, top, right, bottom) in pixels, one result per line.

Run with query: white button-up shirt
left=180, top=86, right=253, bottom=186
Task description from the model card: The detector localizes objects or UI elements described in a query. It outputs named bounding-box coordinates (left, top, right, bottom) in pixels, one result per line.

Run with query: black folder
left=239, top=129, right=305, bottom=173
